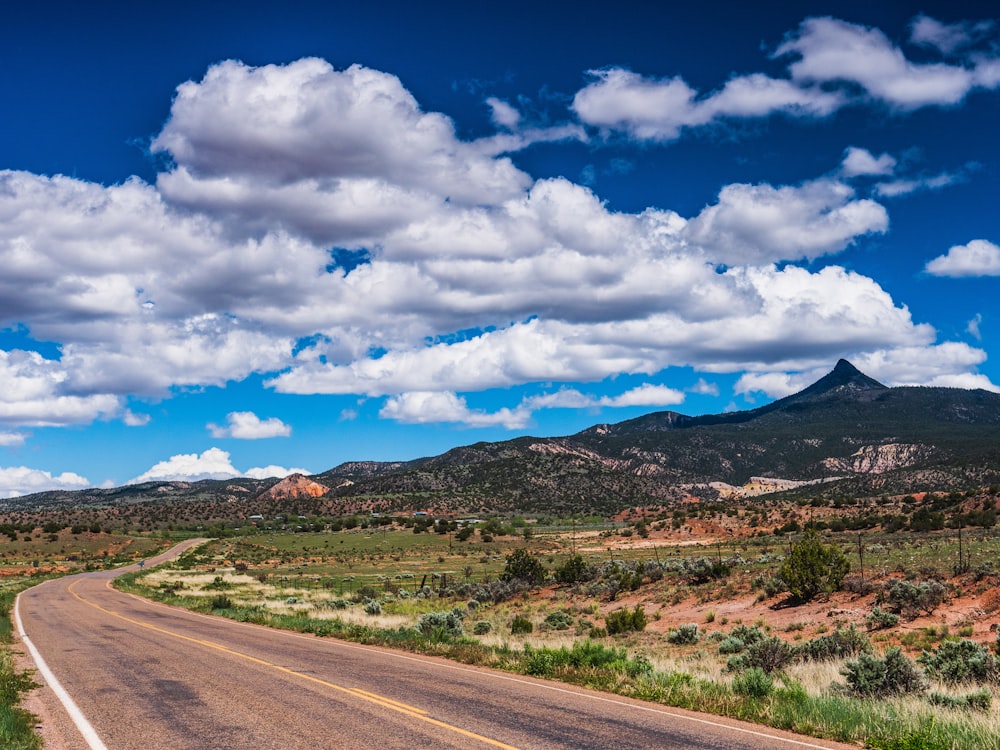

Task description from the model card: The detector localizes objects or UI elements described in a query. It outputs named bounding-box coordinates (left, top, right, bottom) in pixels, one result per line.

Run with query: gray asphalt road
left=16, top=543, right=855, bottom=750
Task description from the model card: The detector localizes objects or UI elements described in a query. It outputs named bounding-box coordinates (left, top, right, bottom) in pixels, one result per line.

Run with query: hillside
left=319, top=360, right=1000, bottom=514
left=5, top=360, right=1000, bottom=519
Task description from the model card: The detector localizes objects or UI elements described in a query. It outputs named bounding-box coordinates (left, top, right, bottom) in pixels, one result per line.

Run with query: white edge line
left=14, top=590, right=109, bottom=750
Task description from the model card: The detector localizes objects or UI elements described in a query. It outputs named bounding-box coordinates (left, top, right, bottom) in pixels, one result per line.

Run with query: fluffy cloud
left=776, top=16, right=997, bottom=110
left=910, top=15, right=995, bottom=55
left=244, top=465, right=312, bottom=479
left=925, top=240, right=1000, bottom=277
left=841, top=147, right=896, bottom=177
left=152, top=59, right=531, bottom=245
left=0, top=466, right=90, bottom=498
left=0, top=349, right=121, bottom=426
left=129, top=447, right=308, bottom=483
left=683, top=179, right=888, bottom=264
left=379, top=382, right=686, bottom=429
left=0, top=432, right=25, bottom=446
left=572, top=16, right=1000, bottom=142
left=270, top=262, right=933, bottom=398
left=0, top=49, right=991, bottom=435
left=208, top=411, right=292, bottom=439
left=380, top=392, right=530, bottom=429
left=571, top=68, right=841, bottom=141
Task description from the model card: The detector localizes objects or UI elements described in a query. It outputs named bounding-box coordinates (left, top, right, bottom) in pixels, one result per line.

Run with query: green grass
left=0, top=584, right=42, bottom=750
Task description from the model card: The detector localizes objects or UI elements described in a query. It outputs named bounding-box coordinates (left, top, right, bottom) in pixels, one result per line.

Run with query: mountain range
left=6, top=360, right=1000, bottom=518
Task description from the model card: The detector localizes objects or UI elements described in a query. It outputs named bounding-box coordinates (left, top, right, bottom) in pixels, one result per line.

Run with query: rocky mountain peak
left=257, top=473, right=329, bottom=501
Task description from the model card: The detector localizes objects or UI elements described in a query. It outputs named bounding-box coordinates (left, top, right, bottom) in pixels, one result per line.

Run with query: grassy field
left=113, top=521, right=1000, bottom=750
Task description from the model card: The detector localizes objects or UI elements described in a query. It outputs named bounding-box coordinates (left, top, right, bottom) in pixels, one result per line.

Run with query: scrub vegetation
left=99, top=507, right=1000, bottom=750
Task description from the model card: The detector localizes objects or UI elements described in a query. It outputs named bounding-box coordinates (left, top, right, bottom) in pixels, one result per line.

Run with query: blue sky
left=2, top=1, right=999, bottom=495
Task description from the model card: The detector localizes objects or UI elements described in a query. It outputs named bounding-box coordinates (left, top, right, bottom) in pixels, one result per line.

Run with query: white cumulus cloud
left=208, top=411, right=292, bottom=439
left=0, top=466, right=91, bottom=498
left=129, top=447, right=309, bottom=483
left=925, top=240, right=1000, bottom=277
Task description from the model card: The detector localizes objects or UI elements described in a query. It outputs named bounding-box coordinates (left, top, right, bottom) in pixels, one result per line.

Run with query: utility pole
left=857, top=532, right=864, bottom=583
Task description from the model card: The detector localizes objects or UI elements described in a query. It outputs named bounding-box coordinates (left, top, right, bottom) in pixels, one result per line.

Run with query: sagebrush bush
left=363, top=599, right=382, bottom=615
left=667, top=623, right=700, bottom=645
left=729, top=624, right=767, bottom=646
left=742, top=636, right=794, bottom=674
left=918, top=639, right=1000, bottom=685
left=865, top=606, right=899, bottom=631
left=209, top=594, right=232, bottom=610
left=882, top=579, right=948, bottom=619
left=683, top=557, right=729, bottom=584
left=473, top=620, right=492, bottom=635
left=842, top=647, right=925, bottom=698
left=796, top=625, right=871, bottom=662
left=417, top=609, right=465, bottom=640
left=717, top=636, right=745, bottom=655
left=544, top=610, right=574, bottom=630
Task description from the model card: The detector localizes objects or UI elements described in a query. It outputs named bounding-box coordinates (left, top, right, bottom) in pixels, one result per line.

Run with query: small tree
left=779, top=529, right=849, bottom=602
left=555, top=553, right=590, bottom=584
left=500, top=548, right=547, bottom=585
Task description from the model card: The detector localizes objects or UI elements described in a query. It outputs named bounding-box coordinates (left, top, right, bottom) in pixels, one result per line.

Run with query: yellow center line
left=68, top=581, right=518, bottom=750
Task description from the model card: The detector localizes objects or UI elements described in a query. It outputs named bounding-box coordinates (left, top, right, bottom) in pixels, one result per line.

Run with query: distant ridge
left=5, top=360, right=1000, bottom=518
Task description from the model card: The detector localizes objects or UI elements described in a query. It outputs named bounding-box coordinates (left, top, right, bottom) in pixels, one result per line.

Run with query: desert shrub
left=752, top=575, right=787, bottom=598
left=718, top=636, right=745, bottom=655
left=865, top=606, right=899, bottom=631
left=555, top=554, right=592, bottom=584
left=743, top=636, right=795, bottom=674
left=605, top=605, right=647, bottom=635
left=778, top=530, right=850, bottom=602
left=732, top=667, right=773, bottom=698
left=797, top=625, right=871, bottom=662
left=667, top=623, right=700, bottom=645
left=203, top=576, right=231, bottom=591
left=725, top=624, right=767, bottom=651
left=209, top=594, right=232, bottom=610
left=842, top=647, right=925, bottom=698
left=363, top=600, right=382, bottom=615
left=683, top=557, right=729, bottom=584
left=510, top=615, right=533, bottom=635
left=928, top=688, right=992, bottom=711
left=352, top=585, right=379, bottom=603
left=544, top=610, right=574, bottom=630
left=473, top=620, right=492, bottom=635
left=918, top=639, right=1000, bottom=685
left=643, top=560, right=664, bottom=583
left=882, top=579, right=948, bottom=619
left=417, top=609, right=465, bottom=640
left=500, top=548, right=547, bottom=585
left=841, top=575, right=875, bottom=596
